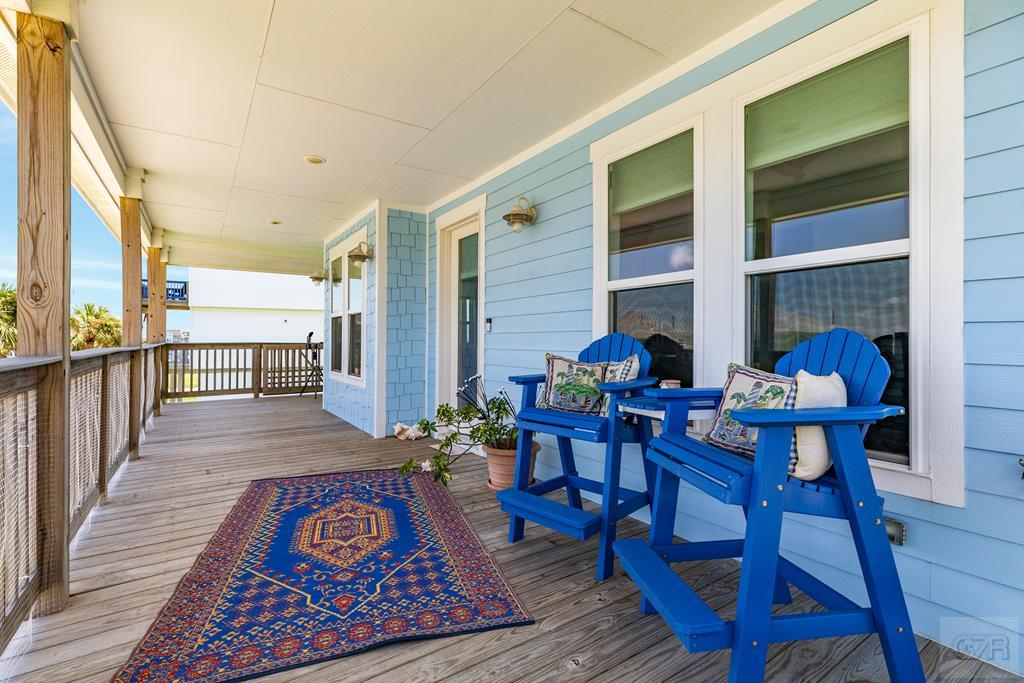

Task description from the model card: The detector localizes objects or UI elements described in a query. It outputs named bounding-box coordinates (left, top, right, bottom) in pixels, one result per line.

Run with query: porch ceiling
left=75, top=0, right=779, bottom=275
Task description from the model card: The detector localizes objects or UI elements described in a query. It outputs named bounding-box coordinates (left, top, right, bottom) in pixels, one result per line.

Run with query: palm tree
left=70, top=303, right=122, bottom=350
left=0, top=282, right=15, bottom=357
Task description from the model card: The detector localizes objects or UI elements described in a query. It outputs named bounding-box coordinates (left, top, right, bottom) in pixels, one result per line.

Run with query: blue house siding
left=323, top=209, right=376, bottom=434
left=385, top=209, right=427, bottom=427
left=421, top=0, right=1024, bottom=671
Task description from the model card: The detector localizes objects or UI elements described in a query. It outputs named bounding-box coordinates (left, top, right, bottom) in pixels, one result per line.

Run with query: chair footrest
left=614, top=539, right=729, bottom=652
left=497, top=488, right=600, bottom=540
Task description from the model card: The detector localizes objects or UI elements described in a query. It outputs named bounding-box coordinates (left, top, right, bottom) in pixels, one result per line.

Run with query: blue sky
left=0, top=105, right=189, bottom=331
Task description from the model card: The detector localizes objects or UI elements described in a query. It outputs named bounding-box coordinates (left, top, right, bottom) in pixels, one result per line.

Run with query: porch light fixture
left=304, top=154, right=326, bottom=165
left=502, top=196, right=537, bottom=233
left=348, top=241, right=373, bottom=262
left=310, top=268, right=327, bottom=285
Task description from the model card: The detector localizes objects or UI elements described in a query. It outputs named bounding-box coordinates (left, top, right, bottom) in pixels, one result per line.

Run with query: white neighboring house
left=187, top=268, right=324, bottom=343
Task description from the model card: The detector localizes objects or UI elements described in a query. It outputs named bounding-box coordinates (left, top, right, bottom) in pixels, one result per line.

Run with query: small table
left=616, top=395, right=718, bottom=422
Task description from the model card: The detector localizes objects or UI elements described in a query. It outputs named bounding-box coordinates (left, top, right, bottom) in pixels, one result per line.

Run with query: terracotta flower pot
left=482, top=441, right=540, bottom=493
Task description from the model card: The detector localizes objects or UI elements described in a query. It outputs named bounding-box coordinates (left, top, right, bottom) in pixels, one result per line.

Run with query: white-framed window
left=329, top=229, right=367, bottom=384
left=593, top=118, right=703, bottom=388
left=591, top=0, right=964, bottom=506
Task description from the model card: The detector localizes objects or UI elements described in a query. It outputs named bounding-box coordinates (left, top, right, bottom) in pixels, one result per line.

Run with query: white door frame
left=435, top=194, right=486, bottom=409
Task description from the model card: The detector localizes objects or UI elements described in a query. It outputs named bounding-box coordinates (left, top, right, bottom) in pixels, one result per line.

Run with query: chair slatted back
left=774, top=328, right=891, bottom=408
left=578, top=333, right=653, bottom=377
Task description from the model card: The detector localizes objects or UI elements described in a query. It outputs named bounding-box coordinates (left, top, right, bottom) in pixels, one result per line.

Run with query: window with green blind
left=744, top=38, right=910, bottom=261
left=743, top=38, right=912, bottom=465
left=608, top=129, right=695, bottom=280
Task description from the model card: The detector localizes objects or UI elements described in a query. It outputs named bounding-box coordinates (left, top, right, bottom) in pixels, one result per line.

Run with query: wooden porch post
left=147, top=248, right=165, bottom=415
left=121, top=197, right=143, bottom=459
left=16, top=11, right=72, bottom=616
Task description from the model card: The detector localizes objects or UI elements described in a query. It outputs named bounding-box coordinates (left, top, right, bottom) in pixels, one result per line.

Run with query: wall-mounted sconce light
left=310, top=268, right=327, bottom=285
left=348, top=241, right=374, bottom=262
left=502, top=196, right=537, bottom=233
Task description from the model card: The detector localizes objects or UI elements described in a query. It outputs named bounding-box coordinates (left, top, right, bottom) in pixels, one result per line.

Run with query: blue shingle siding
left=385, top=209, right=427, bottom=428
left=421, top=0, right=1024, bottom=671
left=323, top=210, right=376, bottom=434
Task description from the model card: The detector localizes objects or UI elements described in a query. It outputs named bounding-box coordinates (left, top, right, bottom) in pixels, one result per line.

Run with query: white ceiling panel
left=399, top=10, right=669, bottom=179
left=257, top=0, right=571, bottom=130
left=220, top=226, right=318, bottom=249
left=112, top=123, right=238, bottom=211
left=145, top=203, right=225, bottom=238
left=77, top=0, right=274, bottom=145
left=366, top=165, right=471, bottom=206
left=570, top=0, right=775, bottom=61
left=233, top=86, right=426, bottom=204
left=224, top=188, right=344, bottom=237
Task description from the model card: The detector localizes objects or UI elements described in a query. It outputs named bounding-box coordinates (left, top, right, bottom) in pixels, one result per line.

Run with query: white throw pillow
left=791, top=370, right=847, bottom=481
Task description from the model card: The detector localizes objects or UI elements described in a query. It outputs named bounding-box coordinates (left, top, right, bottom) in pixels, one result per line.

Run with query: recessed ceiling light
left=268, top=219, right=283, bottom=225
left=303, top=155, right=326, bottom=165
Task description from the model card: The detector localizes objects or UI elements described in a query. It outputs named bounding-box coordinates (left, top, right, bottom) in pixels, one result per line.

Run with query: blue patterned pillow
left=706, top=363, right=796, bottom=456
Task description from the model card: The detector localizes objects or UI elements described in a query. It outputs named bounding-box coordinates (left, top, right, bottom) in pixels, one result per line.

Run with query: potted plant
left=399, top=376, right=539, bottom=492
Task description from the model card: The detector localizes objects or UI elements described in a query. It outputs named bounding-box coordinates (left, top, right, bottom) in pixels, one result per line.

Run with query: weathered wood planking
left=15, top=11, right=72, bottom=620
left=0, top=397, right=1017, bottom=682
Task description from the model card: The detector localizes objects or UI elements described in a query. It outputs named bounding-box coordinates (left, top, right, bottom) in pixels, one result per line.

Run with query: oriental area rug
left=112, top=469, right=532, bottom=682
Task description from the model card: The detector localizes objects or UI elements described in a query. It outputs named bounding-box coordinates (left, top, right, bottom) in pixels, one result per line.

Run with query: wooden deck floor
left=0, top=397, right=1016, bottom=682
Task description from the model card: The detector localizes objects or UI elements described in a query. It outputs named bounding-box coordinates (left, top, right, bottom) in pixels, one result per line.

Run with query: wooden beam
left=146, top=247, right=166, bottom=343
left=121, top=197, right=142, bottom=346
left=16, top=11, right=71, bottom=617
left=121, top=197, right=143, bottom=459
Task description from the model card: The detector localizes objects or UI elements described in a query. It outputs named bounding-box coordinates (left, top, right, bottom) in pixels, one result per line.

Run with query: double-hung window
left=591, top=5, right=963, bottom=505
left=742, top=39, right=911, bottom=465
left=599, top=126, right=699, bottom=387
left=329, top=230, right=366, bottom=381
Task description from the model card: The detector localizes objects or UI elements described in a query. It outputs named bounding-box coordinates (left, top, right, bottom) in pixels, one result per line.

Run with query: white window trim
left=434, top=194, right=486, bottom=412
left=592, top=115, right=705, bottom=387
left=329, top=227, right=368, bottom=388
left=590, top=0, right=964, bottom=506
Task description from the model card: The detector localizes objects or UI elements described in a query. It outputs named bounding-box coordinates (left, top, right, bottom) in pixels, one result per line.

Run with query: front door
left=442, top=219, right=481, bottom=406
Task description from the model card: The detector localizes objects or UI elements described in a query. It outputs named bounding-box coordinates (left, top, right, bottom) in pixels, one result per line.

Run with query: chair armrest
left=643, top=387, right=724, bottom=400
left=730, top=405, right=905, bottom=427
left=596, top=377, right=659, bottom=393
left=509, top=373, right=545, bottom=385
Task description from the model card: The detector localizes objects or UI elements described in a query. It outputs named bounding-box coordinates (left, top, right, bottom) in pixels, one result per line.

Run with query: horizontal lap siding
left=421, top=0, right=1024, bottom=671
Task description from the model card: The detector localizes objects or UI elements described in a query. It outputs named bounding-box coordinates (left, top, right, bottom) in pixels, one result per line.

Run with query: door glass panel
left=747, top=258, right=910, bottom=464
left=744, top=39, right=910, bottom=260
left=457, top=233, right=479, bottom=396
left=611, top=283, right=694, bottom=387
left=609, top=130, right=694, bottom=279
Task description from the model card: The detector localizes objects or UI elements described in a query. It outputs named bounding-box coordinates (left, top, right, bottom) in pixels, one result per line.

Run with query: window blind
left=610, top=129, right=694, bottom=215
left=745, top=38, right=909, bottom=172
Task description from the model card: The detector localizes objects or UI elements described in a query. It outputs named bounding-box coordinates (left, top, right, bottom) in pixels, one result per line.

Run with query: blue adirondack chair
left=613, top=329, right=924, bottom=682
left=497, top=333, right=658, bottom=580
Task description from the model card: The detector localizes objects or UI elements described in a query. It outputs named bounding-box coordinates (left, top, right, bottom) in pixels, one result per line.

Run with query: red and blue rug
left=112, top=469, right=532, bottom=682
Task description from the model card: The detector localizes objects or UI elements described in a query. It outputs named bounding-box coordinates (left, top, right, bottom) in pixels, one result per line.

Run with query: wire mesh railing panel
left=69, top=364, right=102, bottom=527
left=106, top=356, right=131, bottom=477
left=144, top=349, right=157, bottom=420
left=0, top=369, right=40, bottom=638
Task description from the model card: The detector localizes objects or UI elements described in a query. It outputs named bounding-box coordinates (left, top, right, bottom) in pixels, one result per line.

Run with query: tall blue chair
left=614, top=329, right=924, bottom=682
left=497, top=333, right=658, bottom=580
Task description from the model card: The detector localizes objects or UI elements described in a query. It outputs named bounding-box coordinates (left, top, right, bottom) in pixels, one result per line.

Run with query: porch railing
left=141, top=279, right=188, bottom=304
left=0, top=343, right=162, bottom=649
left=162, top=342, right=322, bottom=400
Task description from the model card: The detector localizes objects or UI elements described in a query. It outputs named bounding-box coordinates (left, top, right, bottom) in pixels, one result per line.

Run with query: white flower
left=393, top=422, right=408, bottom=437
left=420, top=460, right=434, bottom=472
